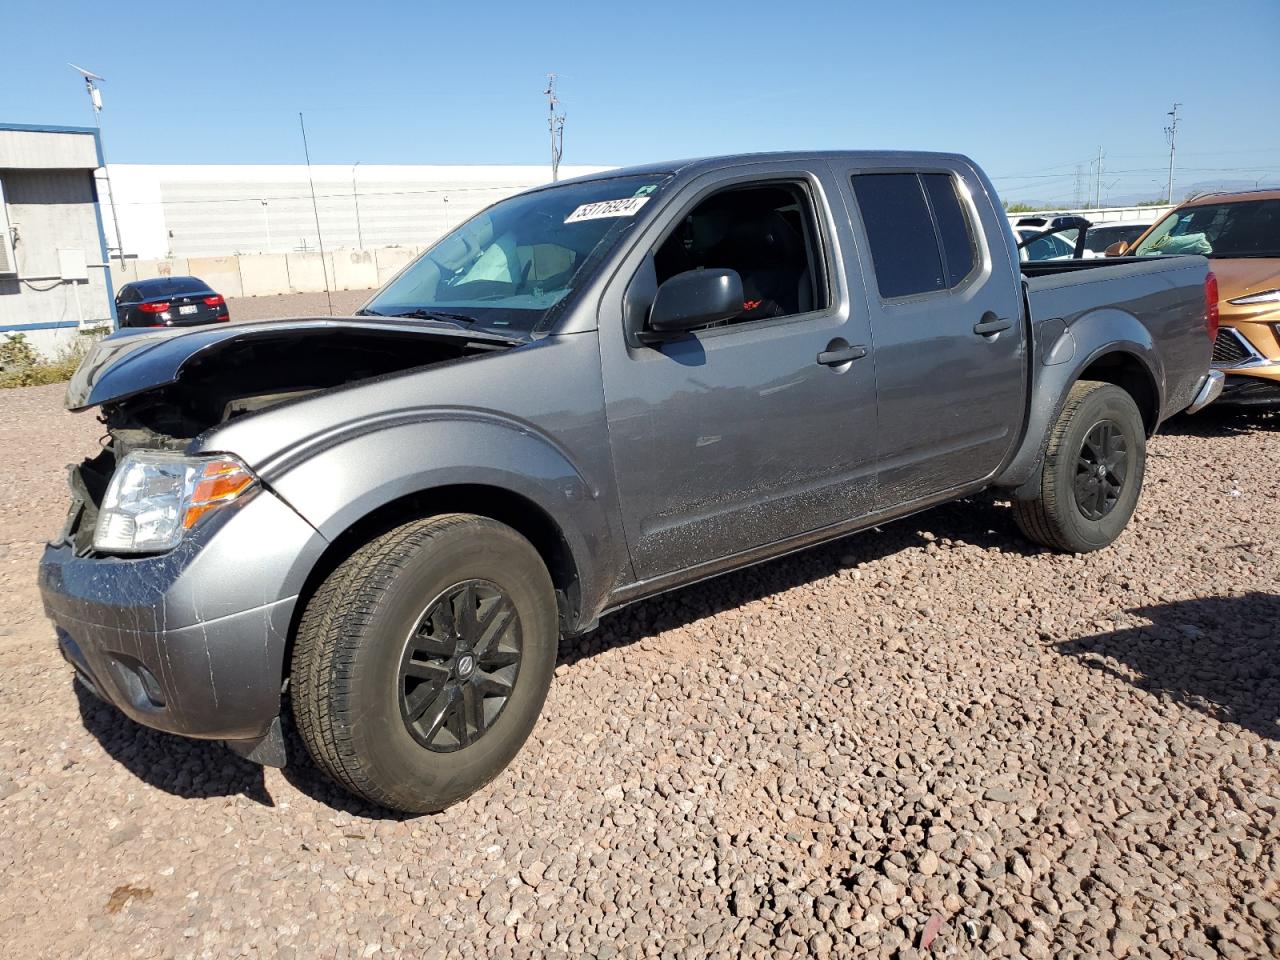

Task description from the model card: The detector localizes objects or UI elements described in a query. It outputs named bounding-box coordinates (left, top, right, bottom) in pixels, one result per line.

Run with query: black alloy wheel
left=397, top=579, right=523, bottom=752
left=1073, top=419, right=1129, bottom=520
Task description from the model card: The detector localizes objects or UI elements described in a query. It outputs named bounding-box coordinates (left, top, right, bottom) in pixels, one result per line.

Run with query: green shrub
left=0, top=331, right=99, bottom=389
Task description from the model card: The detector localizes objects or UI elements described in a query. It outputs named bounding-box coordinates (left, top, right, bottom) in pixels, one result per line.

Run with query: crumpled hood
left=66, top=317, right=519, bottom=411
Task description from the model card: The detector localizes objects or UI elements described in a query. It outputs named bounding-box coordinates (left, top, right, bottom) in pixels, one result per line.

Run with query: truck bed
left=1021, top=252, right=1210, bottom=424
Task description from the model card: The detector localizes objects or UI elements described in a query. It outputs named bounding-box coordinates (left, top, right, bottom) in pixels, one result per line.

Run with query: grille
left=1211, top=329, right=1252, bottom=367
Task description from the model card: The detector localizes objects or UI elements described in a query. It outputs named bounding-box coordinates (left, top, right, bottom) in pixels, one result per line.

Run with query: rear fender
left=997, top=308, right=1163, bottom=493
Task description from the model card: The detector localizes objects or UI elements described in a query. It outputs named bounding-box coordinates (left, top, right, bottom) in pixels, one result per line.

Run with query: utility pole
left=1093, top=146, right=1105, bottom=209
left=1073, top=164, right=1084, bottom=209
left=298, top=112, right=334, bottom=316
left=351, top=161, right=364, bottom=249
left=1164, top=102, right=1182, bottom=204
left=70, top=64, right=125, bottom=269
left=544, top=74, right=565, bottom=182
left=259, top=199, right=271, bottom=252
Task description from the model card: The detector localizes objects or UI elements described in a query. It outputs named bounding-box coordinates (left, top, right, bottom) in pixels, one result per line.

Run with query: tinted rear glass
left=1083, top=224, right=1148, bottom=253
left=851, top=173, right=944, bottom=299
left=136, top=277, right=210, bottom=297
left=922, top=173, right=978, bottom=287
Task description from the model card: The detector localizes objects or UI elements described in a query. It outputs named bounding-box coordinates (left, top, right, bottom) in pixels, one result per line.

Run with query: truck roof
left=548, top=150, right=979, bottom=189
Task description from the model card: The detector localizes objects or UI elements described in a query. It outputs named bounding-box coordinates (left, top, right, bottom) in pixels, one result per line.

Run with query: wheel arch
left=1075, top=348, right=1162, bottom=435
left=283, top=483, right=597, bottom=684
left=997, top=338, right=1164, bottom=495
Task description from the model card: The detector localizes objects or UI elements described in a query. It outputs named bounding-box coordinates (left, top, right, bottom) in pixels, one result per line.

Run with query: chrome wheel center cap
left=456, top=654, right=475, bottom=679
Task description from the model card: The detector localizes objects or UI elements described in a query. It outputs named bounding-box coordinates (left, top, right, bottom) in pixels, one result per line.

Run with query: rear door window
left=922, top=173, right=978, bottom=286
left=850, top=174, right=945, bottom=299
left=851, top=172, right=979, bottom=299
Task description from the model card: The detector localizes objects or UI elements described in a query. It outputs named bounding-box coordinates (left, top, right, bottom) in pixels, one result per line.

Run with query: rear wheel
left=1012, top=380, right=1147, bottom=553
left=291, top=514, right=558, bottom=813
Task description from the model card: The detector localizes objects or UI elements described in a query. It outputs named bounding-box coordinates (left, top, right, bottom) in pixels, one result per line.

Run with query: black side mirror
left=646, top=268, right=743, bottom=338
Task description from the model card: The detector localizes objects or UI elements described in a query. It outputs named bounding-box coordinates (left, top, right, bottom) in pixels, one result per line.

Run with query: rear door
left=835, top=160, right=1025, bottom=508
left=598, top=162, right=879, bottom=582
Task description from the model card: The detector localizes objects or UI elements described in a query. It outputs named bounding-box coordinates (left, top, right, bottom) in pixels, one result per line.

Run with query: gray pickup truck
left=40, top=151, right=1222, bottom=813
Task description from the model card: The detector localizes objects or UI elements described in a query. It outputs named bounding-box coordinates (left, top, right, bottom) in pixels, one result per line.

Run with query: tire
left=291, top=513, right=558, bottom=813
left=1012, top=380, right=1147, bottom=553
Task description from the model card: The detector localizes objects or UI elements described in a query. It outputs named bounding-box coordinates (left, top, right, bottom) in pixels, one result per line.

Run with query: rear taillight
left=1205, top=272, right=1219, bottom=342
left=138, top=301, right=170, bottom=313
left=203, top=295, right=225, bottom=307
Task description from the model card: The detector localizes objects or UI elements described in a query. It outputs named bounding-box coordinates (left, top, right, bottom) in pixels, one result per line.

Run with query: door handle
left=973, top=317, right=1012, bottom=336
left=817, top=344, right=868, bottom=366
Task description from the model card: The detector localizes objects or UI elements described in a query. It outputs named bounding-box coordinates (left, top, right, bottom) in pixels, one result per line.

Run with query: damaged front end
left=60, top=317, right=518, bottom=554
left=42, top=317, right=519, bottom=759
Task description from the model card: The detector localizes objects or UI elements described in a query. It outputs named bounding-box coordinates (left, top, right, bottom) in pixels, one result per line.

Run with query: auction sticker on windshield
left=564, top=197, right=650, bottom=223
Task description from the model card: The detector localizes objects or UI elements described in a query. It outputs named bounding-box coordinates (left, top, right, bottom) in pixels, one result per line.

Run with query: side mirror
left=1105, top=240, right=1129, bottom=257
left=647, top=268, right=744, bottom=337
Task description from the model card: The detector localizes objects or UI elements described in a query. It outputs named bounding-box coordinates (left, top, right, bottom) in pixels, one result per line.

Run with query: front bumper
left=38, top=486, right=328, bottom=747
left=1218, top=372, right=1280, bottom=407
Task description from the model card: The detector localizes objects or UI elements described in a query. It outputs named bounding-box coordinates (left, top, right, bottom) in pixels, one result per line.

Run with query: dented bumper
left=38, top=487, right=328, bottom=746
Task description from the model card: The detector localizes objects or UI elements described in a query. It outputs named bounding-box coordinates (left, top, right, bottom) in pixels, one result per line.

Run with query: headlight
left=1228, top=289, right=1280, bottom=306
left=94, top=451, right=256, bottom=554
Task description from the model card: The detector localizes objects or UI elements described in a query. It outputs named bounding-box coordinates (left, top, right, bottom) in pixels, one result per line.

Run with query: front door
left=599, top=167, right=879, bottom=583
left=837, top=163, right=1026, bottom=508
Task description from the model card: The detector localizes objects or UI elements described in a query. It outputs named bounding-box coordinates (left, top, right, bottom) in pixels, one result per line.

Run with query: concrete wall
left=116, top=244, right=426, bottom=299
left=102, top=163, right=615, bottom=260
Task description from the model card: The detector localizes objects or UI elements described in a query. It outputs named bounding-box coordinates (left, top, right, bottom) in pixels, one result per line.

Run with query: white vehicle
left=1014, top=217, right=1153, bottom=261
left=1017, top=228, right=1076, bottom=262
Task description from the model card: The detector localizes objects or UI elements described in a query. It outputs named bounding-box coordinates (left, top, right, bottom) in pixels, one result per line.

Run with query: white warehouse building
left=102, top=163, right=614, bottom=260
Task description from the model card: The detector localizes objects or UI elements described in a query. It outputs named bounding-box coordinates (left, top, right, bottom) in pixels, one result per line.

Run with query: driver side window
left=651, top=182, right=827, bottom=328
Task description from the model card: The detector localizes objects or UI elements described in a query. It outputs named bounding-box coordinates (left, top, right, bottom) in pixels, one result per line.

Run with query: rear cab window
left=850, top=171, right=980, bottom=299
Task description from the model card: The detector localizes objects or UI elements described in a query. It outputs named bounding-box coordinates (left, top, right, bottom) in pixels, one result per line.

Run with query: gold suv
left=1115, top=190, right=1280, bottom=405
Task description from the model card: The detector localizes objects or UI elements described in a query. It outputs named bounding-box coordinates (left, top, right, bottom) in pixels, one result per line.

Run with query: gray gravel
left=226, top=288, right=374, bottom=322
left=1, top=332, right=1277, bottom=958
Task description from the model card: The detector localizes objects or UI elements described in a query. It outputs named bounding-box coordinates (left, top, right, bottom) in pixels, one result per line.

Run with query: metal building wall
left=0, top=168, right=113, bottom=353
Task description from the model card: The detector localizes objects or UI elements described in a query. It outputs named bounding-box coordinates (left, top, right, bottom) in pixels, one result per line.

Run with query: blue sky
left=2, top=0, right=1277, bottom=204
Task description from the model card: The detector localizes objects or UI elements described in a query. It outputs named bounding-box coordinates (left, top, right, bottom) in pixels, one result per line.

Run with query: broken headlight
left=94, top=451, right=257, bottom=554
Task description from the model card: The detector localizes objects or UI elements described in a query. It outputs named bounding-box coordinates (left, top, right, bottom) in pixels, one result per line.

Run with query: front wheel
left=1012, top=380, right=1147, bottom=553
left=291, top=514, right=558, bottom=813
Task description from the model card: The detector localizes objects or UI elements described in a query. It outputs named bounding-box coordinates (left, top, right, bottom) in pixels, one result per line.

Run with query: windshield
left=1132, top=199, right=1280, bottom=259
left=362, top=174, right=672, bottom=334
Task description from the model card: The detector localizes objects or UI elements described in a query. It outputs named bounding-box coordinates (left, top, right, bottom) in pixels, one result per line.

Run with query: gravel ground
left=0, top=346, right=1277, bottom=958
left=226, top=289, right=374, bottom=322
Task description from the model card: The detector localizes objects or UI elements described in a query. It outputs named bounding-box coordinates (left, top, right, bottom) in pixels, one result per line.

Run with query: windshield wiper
left=384, top=312, right=481, bottom=327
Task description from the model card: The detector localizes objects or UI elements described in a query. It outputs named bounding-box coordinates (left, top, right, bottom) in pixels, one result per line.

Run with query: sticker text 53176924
left=564, top=197, right=650, bottom=223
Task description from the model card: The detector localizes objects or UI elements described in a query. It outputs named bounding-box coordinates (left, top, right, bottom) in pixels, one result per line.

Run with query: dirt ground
left=0, top=316, right=1276, bottom=958
left=226, top=289, right=373, bottom=322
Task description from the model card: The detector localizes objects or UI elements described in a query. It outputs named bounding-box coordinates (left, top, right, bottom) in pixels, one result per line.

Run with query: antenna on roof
left=298, top=112, right=334, bottom=317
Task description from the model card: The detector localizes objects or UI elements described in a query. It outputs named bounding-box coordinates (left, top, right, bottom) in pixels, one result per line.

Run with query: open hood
left=66, top=316, right=520, bottom=412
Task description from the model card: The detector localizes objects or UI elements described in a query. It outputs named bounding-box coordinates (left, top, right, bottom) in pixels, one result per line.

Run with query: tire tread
left=1012, top=380, right=1139, bottom=553
left=291, top=513, right=495, bottom=809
